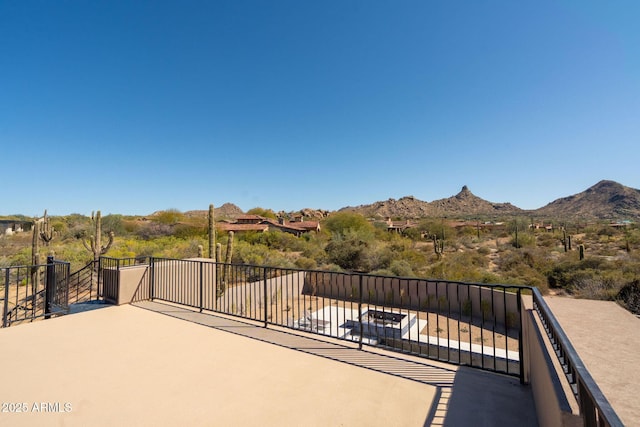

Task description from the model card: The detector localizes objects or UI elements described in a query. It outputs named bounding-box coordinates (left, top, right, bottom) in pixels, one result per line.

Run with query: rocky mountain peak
left=455, top=185, right=473, bottom=199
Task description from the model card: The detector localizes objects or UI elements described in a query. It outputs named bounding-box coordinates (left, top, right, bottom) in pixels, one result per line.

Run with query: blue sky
left=2, top=1, right=639, bottom=216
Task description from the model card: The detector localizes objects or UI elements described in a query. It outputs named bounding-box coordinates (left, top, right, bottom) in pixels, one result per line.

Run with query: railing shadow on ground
left=133, top=299, right=538, bottom=427
left=133, top=300, right=458, bottom=388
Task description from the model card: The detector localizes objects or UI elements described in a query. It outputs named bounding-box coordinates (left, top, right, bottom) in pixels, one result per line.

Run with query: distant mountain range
left=180, top=180, right=640, bottom=222
left=338, top=180, right=640, bottom=221
left=4, top=181, right=637, bottom=222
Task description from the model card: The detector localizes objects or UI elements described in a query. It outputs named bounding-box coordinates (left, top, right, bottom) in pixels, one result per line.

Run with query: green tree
left=246, top=207, right=277, bottom=219
left=102, top=214, right=127, bottom=235
left=155, top=209, right=183, bottom=225
left=325, top=228, right=374, bottom=271
left=323, top=212, right=373, bottom=236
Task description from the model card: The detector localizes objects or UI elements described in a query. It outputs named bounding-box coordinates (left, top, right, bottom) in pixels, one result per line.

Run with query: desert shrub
left=154, top=209, right=184, bottom=225
left=360, top=242, right=391, bottom=272
left=49, top=242, right=95, bottom=271
left=511, top=231, right=535, bottom=248
left=235, top=241, right=268, bottom=266
left=233, top=240, right=295, bottom=268
left=122, top=219, right=141, bottom=233
left=389, top=259, right=414, bottom=277
left=321, top=263, right=344, bottom=272
left=403, top=227, right=423, bottom=240
left=370, top=268, right=394, bottom=276
left=456, top=226, right=479, bottom=238
left=106, top=247, right=136, bottom=259
left=174, top=224, right=205, bottom=239
left=7, top=247, right=33, bottom=267
left=295, top=257, right=317, bottom=270
left=477, top=246, right=491, bottom=255
left=246, top=207, right=277, bottom=219
left=425, top=251, right=493, bottom=283
left=302, top=242, right=328, bottom=265
left=137, top=223, right=174, bottom=239
left=537, top=232, right=559, bottom=248
left=49, top=220, right=68, bottom=237
left=558, top=268, right=625, bottom=300
left=597, top=226, right=616, bottom=238
left=325, top=229, right=374, bottom=272
left=323, top=212, right=373, bottom=236
left=494, top=249, right=549, bottom=291
left=547, top=258, right=608, bottom=288
left=617, top=280, right=640, bottom=315
left=247, top=231, right=306, bottom=252
left=102, top=214, right=127, bottom=235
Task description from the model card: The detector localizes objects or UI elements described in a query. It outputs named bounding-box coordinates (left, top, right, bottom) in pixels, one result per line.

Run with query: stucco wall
left=523, top=308, right=581, bottom=427
left=302, top=272, right=521, bottom=330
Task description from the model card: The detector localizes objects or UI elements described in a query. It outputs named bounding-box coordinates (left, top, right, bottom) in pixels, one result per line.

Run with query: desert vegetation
left=1, top=210, right=639, bottom=314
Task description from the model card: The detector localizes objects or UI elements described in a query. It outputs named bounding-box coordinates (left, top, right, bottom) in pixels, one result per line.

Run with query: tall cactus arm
left=208, top=204, right=216, bottom=260
left=83, top=235, right=95, bottom=253
left=100, top=231, right=115, bottom=255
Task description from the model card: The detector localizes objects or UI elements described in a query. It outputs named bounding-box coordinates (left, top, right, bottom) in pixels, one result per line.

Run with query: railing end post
left=358, top=274, right=364, bottom=351
left=263, top=267, right=268, bottom=328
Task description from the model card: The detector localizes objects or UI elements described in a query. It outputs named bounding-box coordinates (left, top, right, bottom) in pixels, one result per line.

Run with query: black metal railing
left=126, top=257, right=526, bottom=379
left=1, top=258, right=71, bottom=327
left=532, top=288, right=624, bottom=427
left=67, top=261, right=98, bottom=304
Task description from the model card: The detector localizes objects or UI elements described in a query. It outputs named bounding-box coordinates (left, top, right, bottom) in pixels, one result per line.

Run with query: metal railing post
left=90, top=260, right=95, bottom=300
left=64, top=262, right=70, bottom=312
left=579, top=379, right=597, bottom=427
left=518, top=288, right=525, bottom=384
left=45, top=256, right=55, bottom=319
left=2, top=268, right=9, bottom=327
left=358, top=274, right=364, bottom=350
left=150, top=257, right=155, bottom=301
left=97, top=257, right=102, bottom=299
left=199, top=261, right=204, bottom=313
left=263, top=267, right=268, bottom=328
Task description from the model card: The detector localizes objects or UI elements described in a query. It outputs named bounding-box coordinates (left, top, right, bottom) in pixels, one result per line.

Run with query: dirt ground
left=256, top=295, right=520, bottom=352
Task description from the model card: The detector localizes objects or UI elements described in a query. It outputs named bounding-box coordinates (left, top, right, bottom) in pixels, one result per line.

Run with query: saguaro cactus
left=216, top=243, right=222, bottom=264
left=217, top=231, right=235, bottom=299
left=224, top=231, right=234, bottom=264
left=82, top=210, right=115, bottom=261
left=31, top=210, right=54, bottom=265
left=31, top=219, right=41, bottom=267
left=39, top=210, right=54, bottom=246
left=208, top=204, right=216, bottom=260
left=433, top=234, right=444, bottom=259
left=30, top=218, right=42, bottom=295
left=30, top=210, right=54, bottom=294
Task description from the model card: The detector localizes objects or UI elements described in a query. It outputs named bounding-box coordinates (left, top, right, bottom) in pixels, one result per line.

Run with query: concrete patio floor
left=0, top=301, right=537, bottom=426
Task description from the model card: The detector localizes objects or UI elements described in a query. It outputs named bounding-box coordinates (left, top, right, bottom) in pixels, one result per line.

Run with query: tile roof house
left=386, top=218, right=418, bottom=233
left=216, top=215, right=320, bottom=236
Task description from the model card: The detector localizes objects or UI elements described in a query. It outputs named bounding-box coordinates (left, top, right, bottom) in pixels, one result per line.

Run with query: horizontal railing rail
left=101, top=256, right=150, bottom=270
left=67, top=261, right=99, bottom=305
left=532, top=288, right=624, bottom=427
left=135, top=257, right=527, bottom=380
